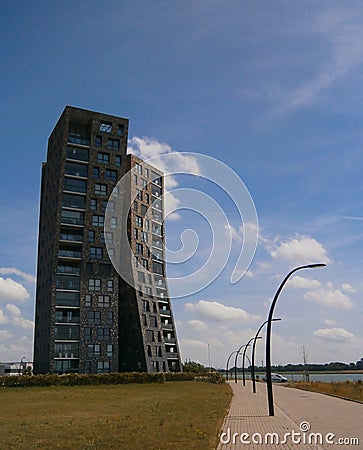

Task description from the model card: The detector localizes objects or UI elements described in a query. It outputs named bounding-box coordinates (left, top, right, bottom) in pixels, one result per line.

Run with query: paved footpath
left=217, top=381, right=362, bottom=450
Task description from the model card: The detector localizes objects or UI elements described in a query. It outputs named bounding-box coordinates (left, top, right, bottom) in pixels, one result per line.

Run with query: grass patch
left=289, top=380, right=363, bottom=402
left=0, top=381, right=231, bottom=449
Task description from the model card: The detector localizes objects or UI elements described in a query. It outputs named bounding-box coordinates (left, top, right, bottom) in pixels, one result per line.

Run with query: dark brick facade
left=33, top=106, right=181, bottom=374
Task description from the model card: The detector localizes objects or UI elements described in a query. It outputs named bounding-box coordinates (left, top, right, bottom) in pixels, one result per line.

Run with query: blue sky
left=1, top=1, right=363, bottom=368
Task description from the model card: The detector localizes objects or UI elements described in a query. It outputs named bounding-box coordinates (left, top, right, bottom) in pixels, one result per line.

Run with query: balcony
left=58, top=249, right=82, bottom=259
left=55, top=313, right=80, bottom=324
left=55, top=275, right=80, bottom=291
left=54, top=325, right=80, bottom=340
left=59, top=231, right=83, bottom=242
left=159, top=309, right=171, bottom=316
left=62, top=194, right=86, bottom=210
left=162, top=323, right=173, bottom=330
left=60, top=209, right=84, bottom=226
left=64, top=162, right=88, bottom=179
left=66, top=146, right=89, bottom=162
left=56, top=264, right=80, bottom=275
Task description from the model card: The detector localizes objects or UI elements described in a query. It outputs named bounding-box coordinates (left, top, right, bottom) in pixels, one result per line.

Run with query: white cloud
left=0, top=329, right=14, bottom=340
left=342, top=283, right=356, bottom=293
left=270, top=236, right=331, bottom=265
left=0, top=335, right=33, bottom=362
left=186, top=319, right=209, bottom=333
left=185, top=300, right=260, bottom=322
left=271, top=9, right=363, bottom=116
left=288, top=275, right=322, bottom=290
left=324, top=319, right=337, bottom=326
left=314, top=327, right=354, bottom=343
left=304, top=286, right=353, bottom=310
left=0, top=308, right=8, bottom=324
left=0, top=277, right=30, bottom=302
left=128, top=136, right=201, bottom=222
left=1, top=304, right=34, bottom=330
left=0, top=267, right=35, bottom=284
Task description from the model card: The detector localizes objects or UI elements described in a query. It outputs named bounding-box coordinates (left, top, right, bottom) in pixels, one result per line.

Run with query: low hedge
left=0, top=371, right=217, bottom=388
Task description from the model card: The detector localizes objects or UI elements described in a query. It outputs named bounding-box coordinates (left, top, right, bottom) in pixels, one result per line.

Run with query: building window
left=144, top=168, right=149, bottom=178
left=107, top=138, right=119, bottom=151
left=110, top=217, right=117, bottom=229
left=97, top=361, right=110, bottom=374
left=98, top=295, right=110, bottom=307
left=88, top=344, right=101, bottom=357
left=107, top=280, right=113, bottom=292
left=66, top=146, right=89, bottom=162
left=106, top=200, right=115, bottom=212
left=90, top=247, right=103, bottom=259
left=97, top=152, right=110, bottom=164
left=145, top=219, right=150, bottom=230
left=84, top=327, right=91, bottom=341
left=145, top=193, right=150, bottom=204
left=97, top=327, right=110, bottom=341
left=89, top=279, right=101, bottom=291
left=101, top=232, right=113, bottom=244
left=135, top=215, right=143, bottom=227
left=99, top=122, right=112, bottom=133
left=142, top=300, right=150, bottom=312
left=117, top=124, right=124, bottom=136
left=106, top=311, right=113, bottom=325
left=107, top=344, right=113, bottom=357
left=135, top=163, right=142, bottom=174
left=136, top=190, right=142, bottom=201
left=133, top=174, right=138, bottom=185
left=63, top=177, right=87, bottom=194
left=134, top=202, right=138, bottom=212
left=141, top=232, right=148, bottom=243
left=99, top=263, right=111, bottom=276
left=84, top=361, right=91, bottom=374
left=95, top=136, right=102, bottom=147
left=92, top=215, right=104, bottom=227
left=133, top=228, right=138, bottom=239
left=68, top=122, right=90, bottom=146
left=65, top=162, right=88, bottom=178
left=88, top=230, right=95, bottom=243
left=93, top=167, right=100, bottom=179
left=105, top=169, right=117, bottom=181
left=141, top=179, right=147, bottom=188
left=141, top=259, right=148, bottom=270
left=88, top=311, right=101, bottom=324
left=136, top=243, right=143, bottom=255
left=115, top=155, right=121, bottom=167
left=95, top=184, right=107, bottom=196
left=90, top=199, right=97, bottom=210
left=85, top=294, right=92, bottom=307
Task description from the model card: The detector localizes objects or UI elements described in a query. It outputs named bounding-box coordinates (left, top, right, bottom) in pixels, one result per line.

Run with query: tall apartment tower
left=34, top=106, right=181, bottom=374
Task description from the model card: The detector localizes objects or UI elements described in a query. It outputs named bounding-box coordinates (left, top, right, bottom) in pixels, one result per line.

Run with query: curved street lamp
left=242, top=338, right=257, bottom=386
left=266, top=263, right=326, bottom=416
left=225, top=350, right=238, bottom=381
left=234, top=343, right=248, bottom=383
left=251, top=319, right=281, bottom=393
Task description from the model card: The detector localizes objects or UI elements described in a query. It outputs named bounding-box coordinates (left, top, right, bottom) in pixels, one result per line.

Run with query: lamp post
left=225, top=350, right=238, bottom=381
left=19, top=356, right=26, bottom=376
left=242, top=338, right=255, bottom=386
left=251, top=319, right=281, bottom=393
left=234, top=344, right=248, bottom=383
left=266, top=263, right=326, bottom=416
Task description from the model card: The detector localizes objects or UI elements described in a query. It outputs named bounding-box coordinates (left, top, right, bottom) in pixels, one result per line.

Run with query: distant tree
left=182, top=360, right=210, bottom=374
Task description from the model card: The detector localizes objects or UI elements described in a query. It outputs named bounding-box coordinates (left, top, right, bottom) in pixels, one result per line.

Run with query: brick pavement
left=217, top=381, right=324, bottom=449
